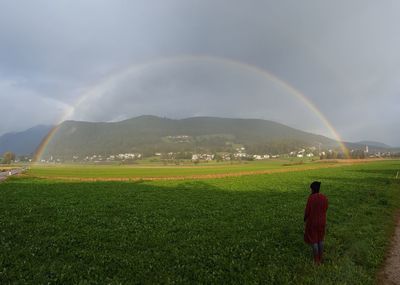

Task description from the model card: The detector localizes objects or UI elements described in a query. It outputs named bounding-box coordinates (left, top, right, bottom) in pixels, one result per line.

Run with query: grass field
left=28, top=159, right=343, bottom=180
left=0, top=160, right=399, bottom=284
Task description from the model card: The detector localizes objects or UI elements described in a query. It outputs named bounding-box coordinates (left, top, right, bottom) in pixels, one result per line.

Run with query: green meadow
left=29, top=159, right=328, bottom=179
left=0, top=160, right=399, bottom=284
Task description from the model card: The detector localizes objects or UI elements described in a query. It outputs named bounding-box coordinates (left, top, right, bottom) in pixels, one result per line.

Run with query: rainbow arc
left=34, top=55, right=349, bottom=162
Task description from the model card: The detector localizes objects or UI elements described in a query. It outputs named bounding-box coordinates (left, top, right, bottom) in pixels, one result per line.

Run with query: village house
left=192, top=154, right=215, bottom=161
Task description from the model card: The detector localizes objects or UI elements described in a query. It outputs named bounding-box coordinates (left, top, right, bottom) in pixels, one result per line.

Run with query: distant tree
left=351, top=149, right=366, bottom=159
left=337, top=152, right=345, bottom=159
left=175, top=152, right=192, bottom=160
left=18, top=156, right=31, bottom=162
left=2, top=152, right=16, bottom=164
left=214, top=154, right=223, bottom=162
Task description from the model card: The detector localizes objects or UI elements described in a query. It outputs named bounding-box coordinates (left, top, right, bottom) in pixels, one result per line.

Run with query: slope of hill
left=41, top=116, right=341, bottom=158
left=0, top=125, right=53, bottom=156
left=355, top=141, right=392, bottom=148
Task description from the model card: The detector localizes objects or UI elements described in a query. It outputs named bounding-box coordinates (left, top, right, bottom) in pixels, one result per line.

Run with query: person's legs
left=317, top=241, right=324, bottom=263
left=311, top=243, right=320, bottom=264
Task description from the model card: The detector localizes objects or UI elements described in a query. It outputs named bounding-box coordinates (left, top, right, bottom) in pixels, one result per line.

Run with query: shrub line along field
left=0, top=159, right=399, bottom=284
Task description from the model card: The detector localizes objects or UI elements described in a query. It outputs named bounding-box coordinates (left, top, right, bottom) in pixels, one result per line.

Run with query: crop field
left=0, top=160, right=399, bottom=284
left=0, top=166, right=19, bottom=171
left=29, top=159, right=353, bottom=180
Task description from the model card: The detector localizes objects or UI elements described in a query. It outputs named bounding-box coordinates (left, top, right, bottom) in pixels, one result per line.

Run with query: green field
left=28, top=159, right=333, bottom=179
left=1, top=160, right=399, bottom=284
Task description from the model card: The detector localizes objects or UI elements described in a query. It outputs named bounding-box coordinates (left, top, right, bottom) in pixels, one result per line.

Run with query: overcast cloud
left=0, top=0, right=399, bottom=145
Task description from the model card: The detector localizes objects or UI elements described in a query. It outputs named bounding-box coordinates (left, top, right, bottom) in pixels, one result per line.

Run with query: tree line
left=1, top=152, right=16, bottom=164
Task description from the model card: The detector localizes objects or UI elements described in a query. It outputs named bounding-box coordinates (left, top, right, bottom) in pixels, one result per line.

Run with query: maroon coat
left=304, top=193, right=328, bottom=244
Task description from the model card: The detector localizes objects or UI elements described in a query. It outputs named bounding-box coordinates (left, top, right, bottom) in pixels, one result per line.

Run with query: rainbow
left=33, top=55, right=349, bottom=161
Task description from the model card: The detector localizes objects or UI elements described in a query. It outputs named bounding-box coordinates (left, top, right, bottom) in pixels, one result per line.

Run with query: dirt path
left=380, top=214, right=400, bottom=285
left=0, top=168, right=23, bottom=182
left=0, top=171, right=11, bottom=182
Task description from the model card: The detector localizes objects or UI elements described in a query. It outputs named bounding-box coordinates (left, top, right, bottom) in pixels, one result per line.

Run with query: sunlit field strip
left=28, top=159, right=386, bottom=180
left=28, top=160, right=303, bottom=178
left=29, top=161, right=333, bottom=179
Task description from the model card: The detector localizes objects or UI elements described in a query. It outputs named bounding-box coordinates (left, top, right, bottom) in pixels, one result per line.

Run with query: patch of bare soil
left=379, top=213, right=400, bottom=285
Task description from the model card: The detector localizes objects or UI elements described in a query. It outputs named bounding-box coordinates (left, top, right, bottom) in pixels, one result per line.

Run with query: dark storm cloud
left=0, top=0, right=399, bottom=145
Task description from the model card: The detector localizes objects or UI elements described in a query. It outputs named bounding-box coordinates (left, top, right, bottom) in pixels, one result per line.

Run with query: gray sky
left=1, top=0, right=399, bottom=145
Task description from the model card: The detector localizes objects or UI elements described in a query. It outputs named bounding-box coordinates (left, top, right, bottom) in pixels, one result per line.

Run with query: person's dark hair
left=310, top=181, right=321, bottom=194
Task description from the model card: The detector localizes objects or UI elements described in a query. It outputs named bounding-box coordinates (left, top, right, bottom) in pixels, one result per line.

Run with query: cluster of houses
left=191, top=147, right=282, bottom=162
left=361, top=145, right=392, bottom=158
left=39, top=156, right=61, bottom=163
left=80, top=153, right=142, bottom=162
left=35, top=144, right=399, bottom=163
left=165, top=135, right=191, bottom=143
left=48, top=147, right=316, bottom=163
left=368, top=152, right=393, bottom=158
left=191, top=154, right=215, bottom=161
left=252, top=154, right=272, bottom=160
left=289, top=148, right=315, bottom=158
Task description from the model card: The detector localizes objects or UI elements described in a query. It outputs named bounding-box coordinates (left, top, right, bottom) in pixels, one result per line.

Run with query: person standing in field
left=304, top=181, right=328, bottom=264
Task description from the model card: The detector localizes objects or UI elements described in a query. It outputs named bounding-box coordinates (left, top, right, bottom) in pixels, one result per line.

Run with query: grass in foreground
left=0, top=161, right=399, bottom=284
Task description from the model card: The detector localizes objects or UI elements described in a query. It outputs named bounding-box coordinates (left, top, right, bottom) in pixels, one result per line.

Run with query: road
left=0, top=168, right=24, bottom=182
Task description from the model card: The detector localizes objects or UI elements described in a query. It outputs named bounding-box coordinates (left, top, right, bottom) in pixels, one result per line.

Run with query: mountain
left=3, top=117, right=396, bottom=159
left=0, top=125, right=53, bottom=156
left=40, top=116, right=342, bottom=158
left=355, top=141, right=392, bottom=149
